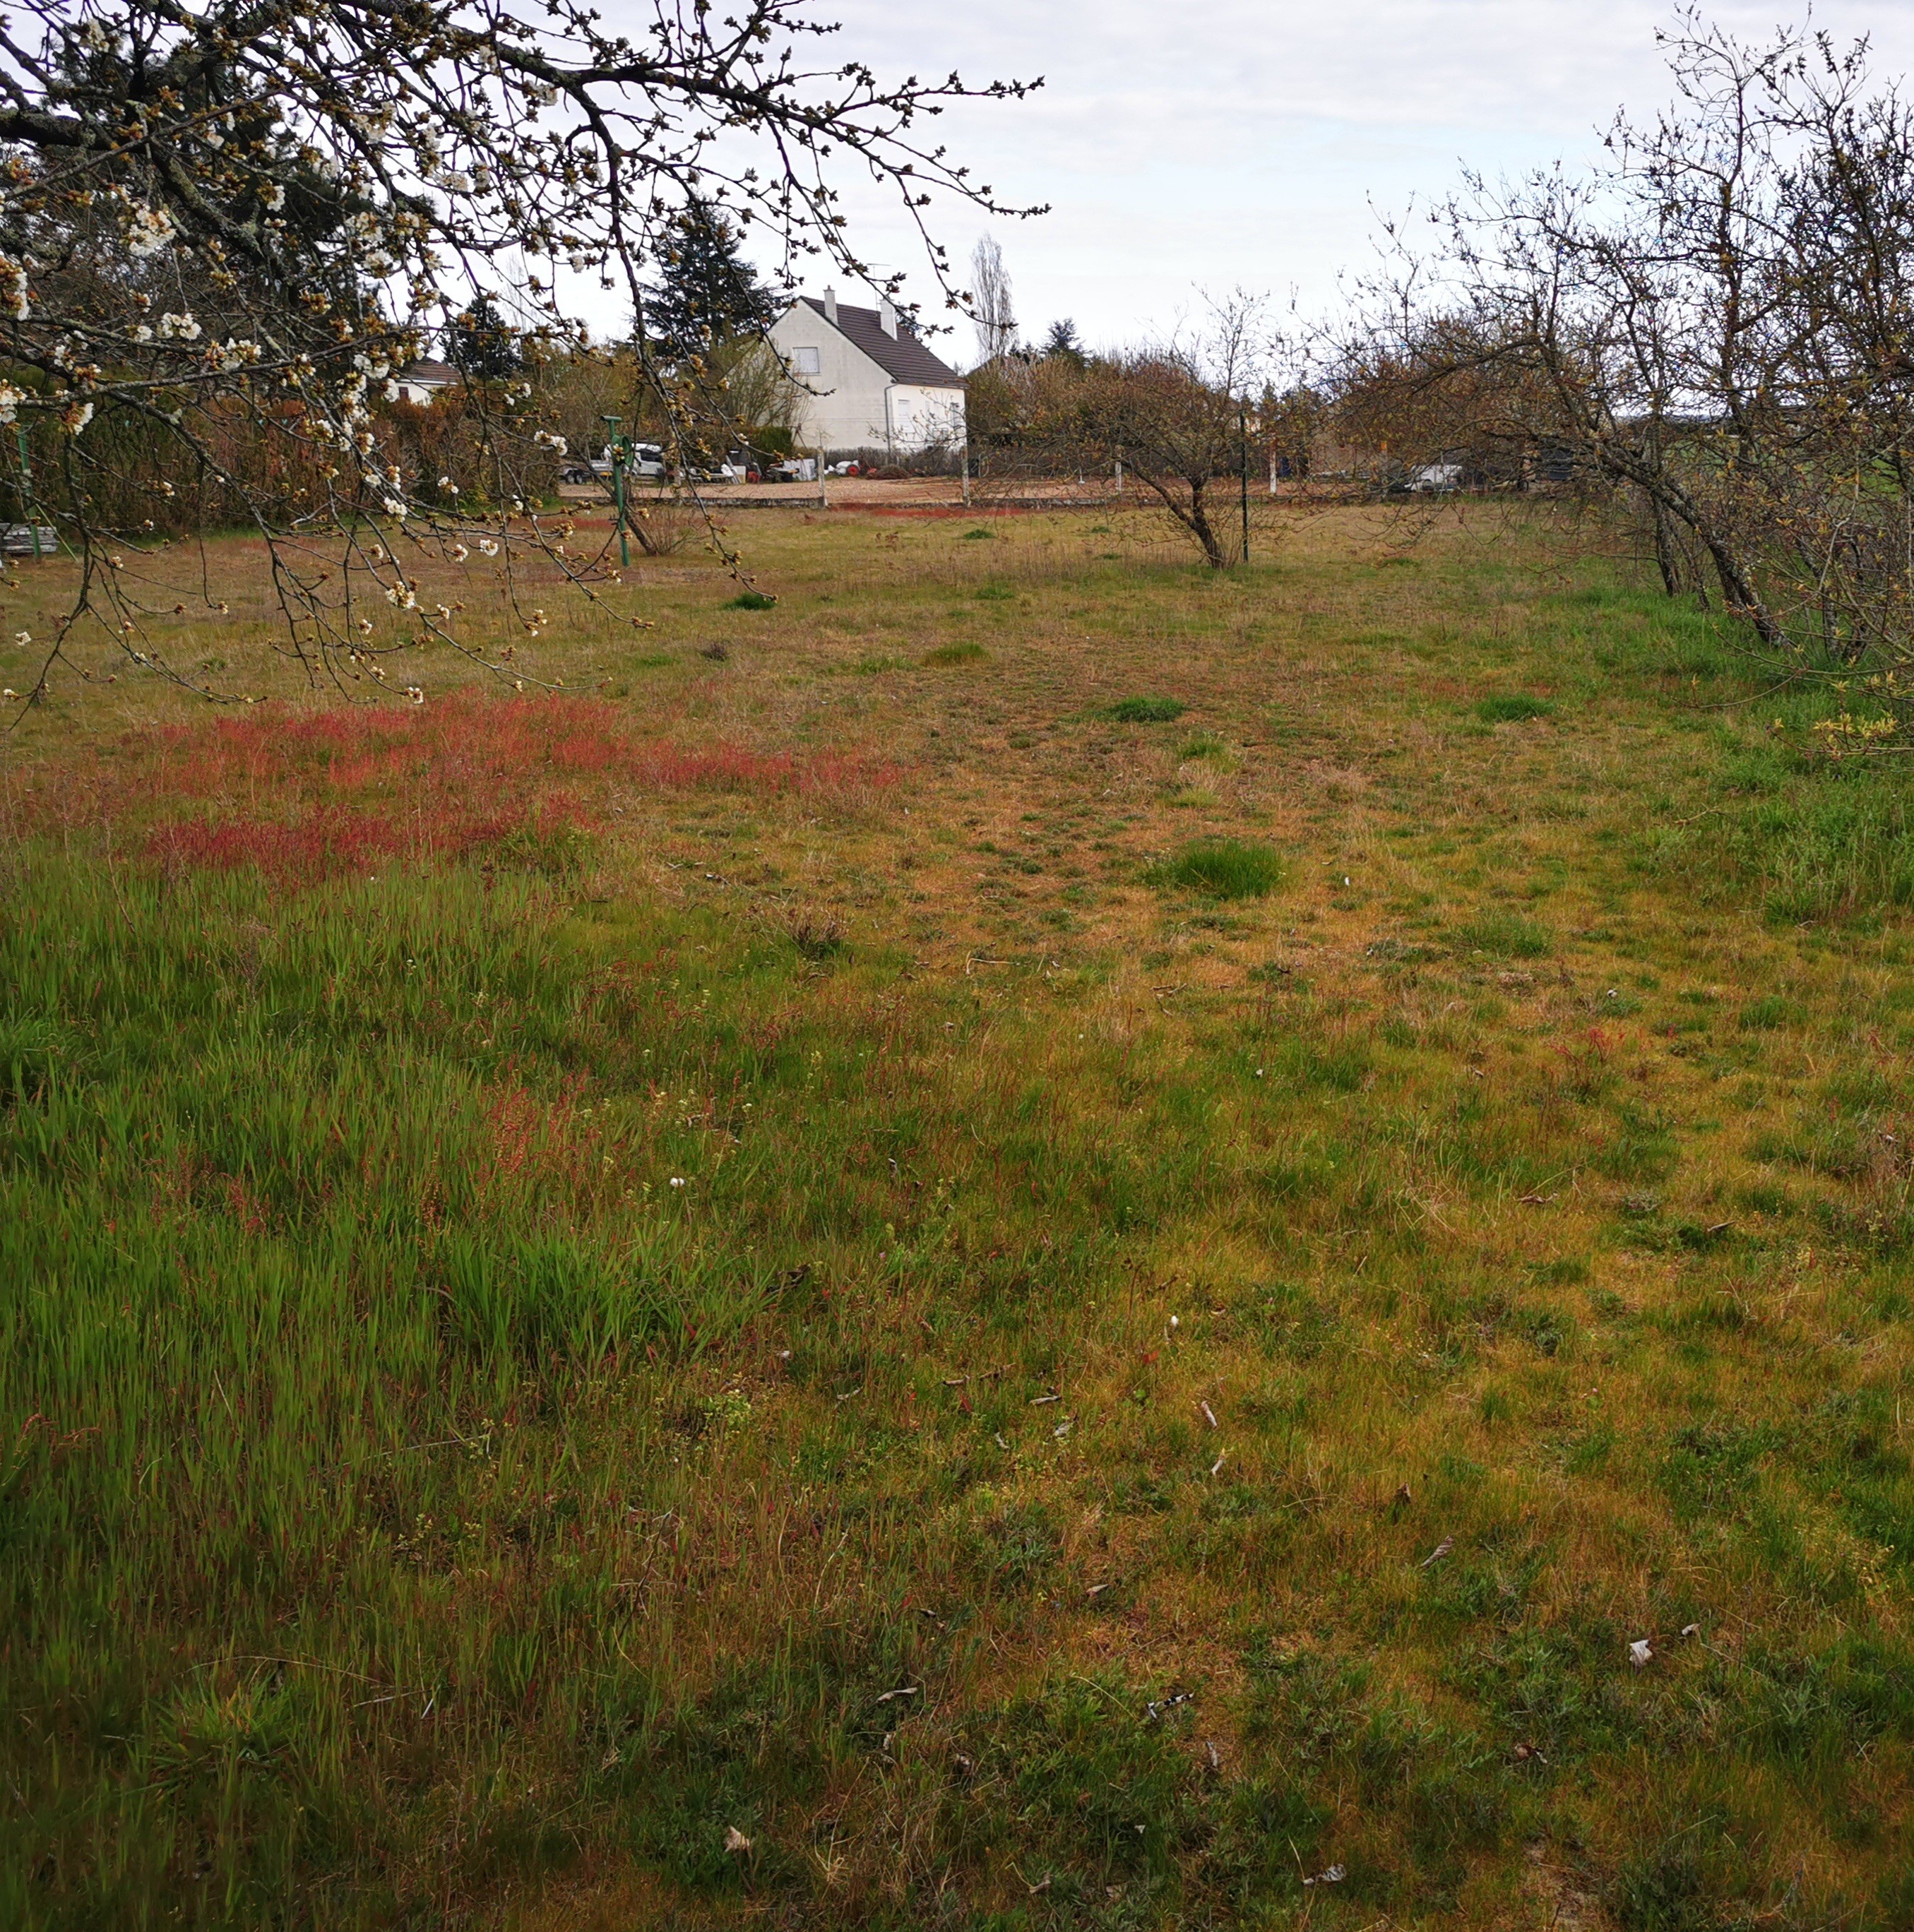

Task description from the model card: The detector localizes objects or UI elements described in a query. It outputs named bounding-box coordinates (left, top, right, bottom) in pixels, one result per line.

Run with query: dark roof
left=795, top=298, right=965, bottom=388
left=402, top=360, right=460, bottom=385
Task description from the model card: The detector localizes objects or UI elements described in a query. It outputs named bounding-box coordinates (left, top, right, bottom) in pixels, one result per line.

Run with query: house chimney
left=823, top=287, right=838, bottom=325
left=879, top=299, right=898, bottom=338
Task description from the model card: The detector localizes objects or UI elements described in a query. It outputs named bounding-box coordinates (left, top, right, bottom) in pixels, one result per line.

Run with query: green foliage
left=726, top=589, right=777, bottom=611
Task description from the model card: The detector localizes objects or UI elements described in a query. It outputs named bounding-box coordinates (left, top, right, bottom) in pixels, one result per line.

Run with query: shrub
left=1152, top=838, right=1284, bottom=899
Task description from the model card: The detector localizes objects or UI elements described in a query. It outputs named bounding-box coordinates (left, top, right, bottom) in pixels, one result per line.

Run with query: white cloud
left=588, top=1, right=1914, bottom=349
left=800, top=0, right=1914, bottom=345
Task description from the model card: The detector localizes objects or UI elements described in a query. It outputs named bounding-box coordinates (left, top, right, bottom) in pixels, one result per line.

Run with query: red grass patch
left=148, top=806, right=406, bottom=888
left=130, top=691, right=896, bottom=804
left=146, top=795, right=592, bottom=889
left=59, top=690, right=900, bottom=886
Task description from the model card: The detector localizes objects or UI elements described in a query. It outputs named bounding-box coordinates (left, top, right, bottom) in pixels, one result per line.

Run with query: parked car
left=1408, top=462, right=1464, bottom=494
left=590, top=441, right=668, bottom=480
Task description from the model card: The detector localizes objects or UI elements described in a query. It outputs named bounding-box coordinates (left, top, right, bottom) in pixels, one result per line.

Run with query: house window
left=792, top=346, right=821, bottom=376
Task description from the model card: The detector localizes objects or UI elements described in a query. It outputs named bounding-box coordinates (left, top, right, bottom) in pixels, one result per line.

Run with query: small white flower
left=13, top=631, right=28, bottom=645
left=404, top=685, right=424, bottom=704
left=670, top=1176, right=686, bottom=1188
left=477, top=539, right=499, bottom=557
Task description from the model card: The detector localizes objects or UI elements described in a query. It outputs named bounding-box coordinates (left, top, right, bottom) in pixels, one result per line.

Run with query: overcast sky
left=754, top=1, right=1914, bottom=360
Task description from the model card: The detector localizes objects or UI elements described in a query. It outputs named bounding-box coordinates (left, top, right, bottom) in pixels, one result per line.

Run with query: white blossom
left=124, top=205, right=179, bottom=261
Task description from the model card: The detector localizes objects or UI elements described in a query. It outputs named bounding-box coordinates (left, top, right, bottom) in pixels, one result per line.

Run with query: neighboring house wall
left=886, top=383, right=965, bottom=452
left=765, top=303, right=965, bottom=457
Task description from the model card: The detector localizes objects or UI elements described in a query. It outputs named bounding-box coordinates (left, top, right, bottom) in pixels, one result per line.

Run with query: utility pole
left=600, top=414, right=629, bottom=569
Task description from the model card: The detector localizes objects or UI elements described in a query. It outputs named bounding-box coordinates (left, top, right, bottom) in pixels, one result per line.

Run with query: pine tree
left=642, top=196, right=775, bottom=357
left=1042, top=318, right=1086, bottom=366
left=446, top=294, right=522, bottom=379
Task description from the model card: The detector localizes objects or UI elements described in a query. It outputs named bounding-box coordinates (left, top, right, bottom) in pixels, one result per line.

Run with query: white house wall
left=886, top=383, right=966, bottom=454
left=766, top=309, right=965, bottom=456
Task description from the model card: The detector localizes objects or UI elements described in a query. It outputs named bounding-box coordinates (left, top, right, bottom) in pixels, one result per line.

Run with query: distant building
left=766, top=291, right=966, bottom=458
left=392, top=360, right=459, bottom=405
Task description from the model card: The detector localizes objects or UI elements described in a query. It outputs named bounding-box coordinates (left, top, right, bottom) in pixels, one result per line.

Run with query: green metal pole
left=16, top=425, right=40, bottom=559
left=1238, top=410, right=1250, bottom=567
left=601, top=414, right=629, bottom=570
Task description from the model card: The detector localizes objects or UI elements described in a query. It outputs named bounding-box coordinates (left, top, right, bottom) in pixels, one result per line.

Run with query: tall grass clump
left=1151, top=837, right=1285, bottom=899
left=1104, top=695, right=1186, bottom=723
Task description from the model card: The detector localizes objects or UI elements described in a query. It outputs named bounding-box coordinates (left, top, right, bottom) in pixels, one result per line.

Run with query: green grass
left=1451, top=908, right=1554, bottom=958
left=10, top=508, right=1914, bottom=1928
left=1474, top=693, right=1555, bottom=723
left=1151, top=837, right=1285, bottom=899
left=1104, top=696, right=1187, bottom=723
left=725, top=588, right=777, bottom=611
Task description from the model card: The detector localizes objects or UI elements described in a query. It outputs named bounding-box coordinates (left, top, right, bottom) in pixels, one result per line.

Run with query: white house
left=766, top=291, right=966, bottom=459
left=391, top=359, right=459, bottom=405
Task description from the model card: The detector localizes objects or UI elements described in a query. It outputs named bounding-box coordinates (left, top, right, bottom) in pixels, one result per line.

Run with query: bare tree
left=1339, top=7, right=1914, bottom=732
left=0, top=0, right=1039, bottom=711
left=968, top=235, right=1018, bottom=368
left=1078, top=295, right=1266, bottom=568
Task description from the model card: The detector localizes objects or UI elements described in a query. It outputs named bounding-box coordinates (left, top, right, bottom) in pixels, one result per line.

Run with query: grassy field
left=5, top=502, right=1914, bottom=1930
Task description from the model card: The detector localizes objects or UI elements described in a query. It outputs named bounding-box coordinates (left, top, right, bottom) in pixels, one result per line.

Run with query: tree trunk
left=1184, top=479, right=1228, bottom=568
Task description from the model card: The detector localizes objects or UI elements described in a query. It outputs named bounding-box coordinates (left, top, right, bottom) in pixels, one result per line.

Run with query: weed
left=726, top=590, right=777, bottom=611
left=922, top=641, right=988, bottom=666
